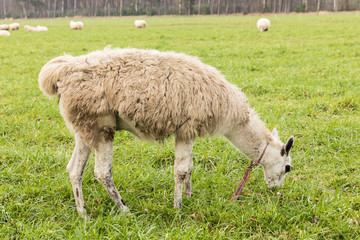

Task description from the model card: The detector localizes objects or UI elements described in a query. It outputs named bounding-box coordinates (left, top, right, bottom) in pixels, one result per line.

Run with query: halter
left=230, top=143, right=269, bottom=202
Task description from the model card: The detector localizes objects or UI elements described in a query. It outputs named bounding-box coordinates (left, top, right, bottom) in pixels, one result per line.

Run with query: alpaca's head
left=260, top=128, right=294, bottom=189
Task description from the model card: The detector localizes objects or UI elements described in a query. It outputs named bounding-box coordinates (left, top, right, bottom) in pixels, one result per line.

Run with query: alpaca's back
left=51, top=48, right=249, bottom=140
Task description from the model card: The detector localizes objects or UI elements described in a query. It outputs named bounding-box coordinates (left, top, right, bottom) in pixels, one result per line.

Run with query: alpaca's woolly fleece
left=257, top=18, right=270, bottom=32
left=9, top=23, right=20, bottom=30
left=70, top=21, right=83, bottom=30
left=134, top=20, right=146, bottom=28
left=0, top=24, right=9, bottom=30
left=24, top=25, right=40, bottom=32
left=39, top=48, right=250, bottom=147
left=37, top=25, right=48, bottom=31
left=0, top=30, right=10, bottom=36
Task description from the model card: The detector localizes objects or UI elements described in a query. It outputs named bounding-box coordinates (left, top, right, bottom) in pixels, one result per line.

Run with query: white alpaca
left=9, top=23, right=20, bottom=31
left=134, top=20, right=146, bottom=28
left=0, top=30, right=10, bottom=36
left=38, top=48, right=294, bottom=218
left=70, top=20, right=83, bottom=30
left=0, top=24, right=9, bottom=30
left=257, top=18, right=271, bottom=32
left=24, top=25, right=40, bottom=32
left=37, top=25, right=48, bottom=31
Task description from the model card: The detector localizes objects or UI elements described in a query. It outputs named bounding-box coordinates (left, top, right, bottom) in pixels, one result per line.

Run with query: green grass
left=0, top=14, right=359, bottom=239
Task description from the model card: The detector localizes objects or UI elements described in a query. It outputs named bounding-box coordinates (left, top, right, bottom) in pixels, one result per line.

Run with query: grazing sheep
left=0, top=30, right=10, bottom=36
left=39, top=48, right=294, bottom=218
left=37, top=25, right=48, bottom=31
left=70, top=20, right=83, bottom=30
left=24, top=25, right=40, bottom=32
left=0, top=24, right=9, bottom=30
left=257, top=18, right=271, bottom=32
left=134, top=20, right=146, bottom=28
left=9, top=23, right=20, bottom=31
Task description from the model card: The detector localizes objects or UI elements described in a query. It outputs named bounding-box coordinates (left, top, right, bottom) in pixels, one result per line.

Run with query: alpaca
left=70, top=20, right=83, bottom=30
left=0, top=30, right=10, bottom=36
left=134, top=20, right=146, bottom=28
left=39, top=48, right=294, bottom=218
left=24, top=25, right=40, bottom=32
left=9, top=23, right=20, bottom=31
left=257, top=18, right=271, bottom=32
left=37, top=25, right=48, bottom=31
left=0, top=24, right=9, bottom=30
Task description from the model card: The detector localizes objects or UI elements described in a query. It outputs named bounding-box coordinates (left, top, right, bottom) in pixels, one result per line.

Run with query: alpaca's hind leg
left=174, top=138, right=194, bottom=209
left=67, top=134, right=91, bottom=219
left=184, top=153, right=193, bottom=198
left=94, top=140, right=129, bottom=212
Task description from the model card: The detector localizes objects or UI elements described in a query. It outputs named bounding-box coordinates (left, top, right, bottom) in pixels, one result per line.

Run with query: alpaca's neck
left=225, top=111, right=271, bottom=162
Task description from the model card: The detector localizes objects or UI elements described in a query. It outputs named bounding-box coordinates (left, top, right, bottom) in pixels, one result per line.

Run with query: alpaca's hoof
left=78, top=208, right=91, bottom=220
left=120, top=205, right=130, bottom=214
left=80, top=213, right=91, bottom=221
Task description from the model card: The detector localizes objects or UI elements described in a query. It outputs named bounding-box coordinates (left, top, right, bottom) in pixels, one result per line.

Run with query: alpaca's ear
left=272, top=128, right=278, bottom=137
left=285, top=136, right=294, bottom=155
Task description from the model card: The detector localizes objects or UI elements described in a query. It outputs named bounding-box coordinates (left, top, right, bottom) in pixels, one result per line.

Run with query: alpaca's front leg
left=67, top=134, right=91, bottom=219
left=184, top=155, right=193, bottom=198
left=174, top=138, right=194, bottom=208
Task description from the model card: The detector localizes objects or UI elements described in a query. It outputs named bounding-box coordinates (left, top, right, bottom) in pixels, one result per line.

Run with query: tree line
left=1, top=0, right=359, bottom=19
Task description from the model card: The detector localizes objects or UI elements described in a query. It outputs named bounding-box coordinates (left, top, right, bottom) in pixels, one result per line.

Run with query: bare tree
left=73, top=0, right=76, bottom=15
left=2, top=0, right=7, bottom=17
left=187, top=0, right=191, bottom=15
left=334, top=0, right=338, bottom=11
left=225, top=0, right=228, bottom=14
left=262, top=0, right=266, bottom=12
left=120, top=0, right=123, bottom=16
left=104, top=0, right=108, bottom=16
left=15, top=0, right=27, bottom=18
left=53, top=0, right=57, bottom=17
left=303, top=0, right=308, bottom=12
left=216, top=0, right=220, bottom=15
left=198, top=0, right=201, bottom=15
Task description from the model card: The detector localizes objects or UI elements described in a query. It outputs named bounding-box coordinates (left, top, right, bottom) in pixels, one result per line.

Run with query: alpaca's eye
left=285, top=165, right=291, bottom=173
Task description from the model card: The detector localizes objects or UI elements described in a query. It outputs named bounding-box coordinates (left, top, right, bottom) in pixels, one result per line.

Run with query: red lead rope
left=230, top=143, right=269, bottom=202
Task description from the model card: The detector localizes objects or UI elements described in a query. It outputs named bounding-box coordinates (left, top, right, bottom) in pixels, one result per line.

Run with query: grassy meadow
left=0, top=14, right=359, bottom=239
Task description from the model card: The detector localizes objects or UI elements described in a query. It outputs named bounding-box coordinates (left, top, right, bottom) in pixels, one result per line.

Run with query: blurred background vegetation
left=2, top=0, right=360, bottom=19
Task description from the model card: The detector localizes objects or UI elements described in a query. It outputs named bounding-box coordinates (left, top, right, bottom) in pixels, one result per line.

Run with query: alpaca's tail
left=38, top=55, right=73, bottom=97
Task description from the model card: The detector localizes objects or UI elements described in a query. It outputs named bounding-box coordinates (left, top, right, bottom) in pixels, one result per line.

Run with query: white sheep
left=38, top=48, right=294, bottom=218
left=37, top=25, right=48, bottom=32
left=0, top=24, right=10, bottom=30
left=70, top=20, right=83, bottom=30
left=24, top=25, right=40, bottom=32
left=134, top=20, right=146, bottom=28
left=9, top=23, right=20, bottom=31
left=0, top=30, right=10, bottom=36
left=257, top=18, right=271, bottom=32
